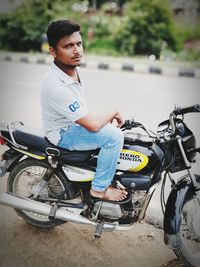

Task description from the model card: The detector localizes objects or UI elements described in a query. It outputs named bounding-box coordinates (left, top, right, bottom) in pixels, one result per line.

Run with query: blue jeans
left=58, top=124, right=124, bottom=192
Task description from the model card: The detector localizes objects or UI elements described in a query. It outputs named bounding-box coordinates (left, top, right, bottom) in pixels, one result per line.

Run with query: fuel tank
left=117, top=139, right=164, bottom=175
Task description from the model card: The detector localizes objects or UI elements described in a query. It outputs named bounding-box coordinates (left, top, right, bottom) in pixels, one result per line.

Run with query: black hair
left=47, top=19, right=80, bottom=49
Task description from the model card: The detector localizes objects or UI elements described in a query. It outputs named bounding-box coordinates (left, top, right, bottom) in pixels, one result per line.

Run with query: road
left=0, top=61, right=199, bottom=267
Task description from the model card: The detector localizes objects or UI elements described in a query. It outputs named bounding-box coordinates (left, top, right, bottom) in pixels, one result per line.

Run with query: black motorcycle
left=0, top=104, right=200, bottom=266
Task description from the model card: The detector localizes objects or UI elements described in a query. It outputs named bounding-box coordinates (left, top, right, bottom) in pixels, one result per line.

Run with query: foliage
left=174, top=22, right=200, bottom=62
left=113, top=0, right=179, bottom=57
left=0, top=0, right=82, bottom=51
left=174, top=22, right=200, bottom=44
left=0, top=0, right=199, bottom=61
left=81, top=14, right=120, bottom=56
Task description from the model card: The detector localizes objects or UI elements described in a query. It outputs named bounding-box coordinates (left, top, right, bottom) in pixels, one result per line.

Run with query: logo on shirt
left=69, top=101, right=80, bottom=112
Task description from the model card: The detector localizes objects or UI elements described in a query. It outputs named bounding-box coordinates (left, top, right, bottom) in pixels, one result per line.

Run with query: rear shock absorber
left=32, top=167, right=56, bottom=199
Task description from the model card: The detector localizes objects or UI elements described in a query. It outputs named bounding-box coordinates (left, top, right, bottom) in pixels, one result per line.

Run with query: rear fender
left=0, top=153, right=23, bottom=177
left=163, top=176, right=195, bottom=249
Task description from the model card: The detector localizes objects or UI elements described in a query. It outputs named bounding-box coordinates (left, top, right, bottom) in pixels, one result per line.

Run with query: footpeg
left=94, top=222, right=104, bottom=238
left=49, top=203, right=58, bottom=220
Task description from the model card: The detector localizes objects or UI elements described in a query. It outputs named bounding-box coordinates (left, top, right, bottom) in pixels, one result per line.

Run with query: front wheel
left=174, top=193, right=200, bottom=267
left=7, top=158, right=70, bottom=228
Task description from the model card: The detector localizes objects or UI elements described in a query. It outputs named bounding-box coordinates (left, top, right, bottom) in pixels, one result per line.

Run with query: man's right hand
left=112, top=111, right=125, bottom=128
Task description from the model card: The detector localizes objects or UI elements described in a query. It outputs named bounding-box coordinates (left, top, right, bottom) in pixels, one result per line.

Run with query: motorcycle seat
left=12, top=130, right=96, bottom=163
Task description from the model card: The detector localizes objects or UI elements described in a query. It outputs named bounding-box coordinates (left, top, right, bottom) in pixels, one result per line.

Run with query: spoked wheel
left=7, top=158, right=71, bottom=228
left=174, top=195, right=200, bottom=267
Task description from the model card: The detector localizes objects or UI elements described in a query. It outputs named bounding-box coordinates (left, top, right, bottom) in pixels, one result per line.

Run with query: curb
left=1, top=52, right=199, bottom=79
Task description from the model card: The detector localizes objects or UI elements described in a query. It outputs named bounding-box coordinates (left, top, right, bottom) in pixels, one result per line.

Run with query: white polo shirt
left=41, top=62, right=88, bottom=145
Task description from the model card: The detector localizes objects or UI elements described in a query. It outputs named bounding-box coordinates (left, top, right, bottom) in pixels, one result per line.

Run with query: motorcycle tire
left=7, top=158, right=71, bottom=228
left=173, top=192, right=200, bottom=267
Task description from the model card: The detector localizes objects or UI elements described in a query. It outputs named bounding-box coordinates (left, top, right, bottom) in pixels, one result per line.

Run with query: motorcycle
left=0, top=104, right=200, bottom=266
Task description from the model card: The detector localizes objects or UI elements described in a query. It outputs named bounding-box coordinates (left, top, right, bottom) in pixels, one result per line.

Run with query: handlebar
left=169, top=104, right=200, bottom=136
left=122, top=104, right=199, bottom=137
left=172, top=104, right=200, bottom=116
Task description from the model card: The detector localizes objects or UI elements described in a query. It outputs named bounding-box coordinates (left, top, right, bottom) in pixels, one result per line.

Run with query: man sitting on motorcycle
left=41, top=19, right=127, bottom=201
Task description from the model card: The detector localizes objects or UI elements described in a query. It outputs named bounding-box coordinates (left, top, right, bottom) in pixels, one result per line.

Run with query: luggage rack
left=4, top=121, right=28, bottom=150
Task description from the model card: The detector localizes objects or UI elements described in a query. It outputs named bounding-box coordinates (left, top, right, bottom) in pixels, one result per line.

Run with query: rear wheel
left=174, top=194, right=200, bottom=267
left=7, top=158, right=70, bottom=228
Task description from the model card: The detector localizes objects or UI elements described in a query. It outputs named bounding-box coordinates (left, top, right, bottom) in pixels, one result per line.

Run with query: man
left=41, top=20, right=127, bottom=201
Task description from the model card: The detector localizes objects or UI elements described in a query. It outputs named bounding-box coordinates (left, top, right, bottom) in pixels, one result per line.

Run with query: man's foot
left=90, top=186, right=128, bottom=202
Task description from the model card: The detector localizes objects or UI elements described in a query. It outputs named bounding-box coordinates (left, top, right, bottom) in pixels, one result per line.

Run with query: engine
left=92, top=201, right=123, bottom=220
left=89, top=188, right=147, bottom=222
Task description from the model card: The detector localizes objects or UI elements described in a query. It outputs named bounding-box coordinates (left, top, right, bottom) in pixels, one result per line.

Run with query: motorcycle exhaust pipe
left=0, top=192, right=95, bottom=224
left=0, top=192, right=117, bottom=230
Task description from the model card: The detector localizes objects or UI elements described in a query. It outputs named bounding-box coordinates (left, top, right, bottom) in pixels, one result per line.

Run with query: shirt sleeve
left=49, top=84, right=88, bottom=122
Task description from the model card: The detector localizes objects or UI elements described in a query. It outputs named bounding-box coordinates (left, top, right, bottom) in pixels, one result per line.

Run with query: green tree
left=0, top=0, right=49, bottom=51
left=114, top=0, right=179, bottom=57
left=0, top=0, right=81, bottom=51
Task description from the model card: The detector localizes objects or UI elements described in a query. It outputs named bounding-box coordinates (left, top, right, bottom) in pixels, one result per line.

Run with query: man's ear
left=49, top=46, right=57, bottom=58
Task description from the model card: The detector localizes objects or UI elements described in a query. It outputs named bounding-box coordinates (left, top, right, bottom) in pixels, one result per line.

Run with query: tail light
left=0, top=135, right=6, bottom=145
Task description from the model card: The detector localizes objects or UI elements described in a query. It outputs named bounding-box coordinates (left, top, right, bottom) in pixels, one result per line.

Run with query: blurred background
left=0, top=0, right=200, bottom=65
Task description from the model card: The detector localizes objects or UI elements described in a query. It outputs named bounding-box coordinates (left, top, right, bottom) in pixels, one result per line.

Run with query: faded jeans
left=58, top=124, right=124, bottom=192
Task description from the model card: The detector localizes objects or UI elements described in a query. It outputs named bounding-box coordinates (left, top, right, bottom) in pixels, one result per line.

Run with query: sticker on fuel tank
left=118, top=149, right=149, bottom=172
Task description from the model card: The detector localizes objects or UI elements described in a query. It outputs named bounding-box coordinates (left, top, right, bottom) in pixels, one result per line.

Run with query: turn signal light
left=0, top=136, right=6, bottom=145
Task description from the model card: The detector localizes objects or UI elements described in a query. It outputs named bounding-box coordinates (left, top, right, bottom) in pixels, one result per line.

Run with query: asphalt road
left=0, top=61, right=200, bottom=267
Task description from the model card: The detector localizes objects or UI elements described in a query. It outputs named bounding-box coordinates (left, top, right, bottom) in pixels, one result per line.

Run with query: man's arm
left=76, top=111, right=124, bottom=132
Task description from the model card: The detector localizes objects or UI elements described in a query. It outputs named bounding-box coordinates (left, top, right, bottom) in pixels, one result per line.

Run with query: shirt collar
left=51, top=62, right=81, bottom=86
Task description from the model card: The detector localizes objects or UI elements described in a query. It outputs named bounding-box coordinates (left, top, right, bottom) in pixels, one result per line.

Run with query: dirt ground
left=0, top=145, right=183, bottom=267
left=0, top=177, right=183, bottom=267
left=0, top=206, right=182, bottom=267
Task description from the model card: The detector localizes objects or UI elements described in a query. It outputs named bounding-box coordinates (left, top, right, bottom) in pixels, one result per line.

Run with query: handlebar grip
left=173, top=104, right=200, bottom=115
left=121, top=119, right=133, bottom=128
left=121, top=119, right=142, bottom=130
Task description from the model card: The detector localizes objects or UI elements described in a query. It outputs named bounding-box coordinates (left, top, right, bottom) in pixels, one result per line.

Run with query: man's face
left=50, top=31, right=83, bottom=67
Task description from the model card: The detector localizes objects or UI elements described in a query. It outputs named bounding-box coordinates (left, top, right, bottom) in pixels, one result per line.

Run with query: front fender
left=163, top=176, right=195, bottom=248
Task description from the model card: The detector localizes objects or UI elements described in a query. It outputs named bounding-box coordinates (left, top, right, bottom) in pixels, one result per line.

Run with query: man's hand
left=111, top=111, right=125, bottom=128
